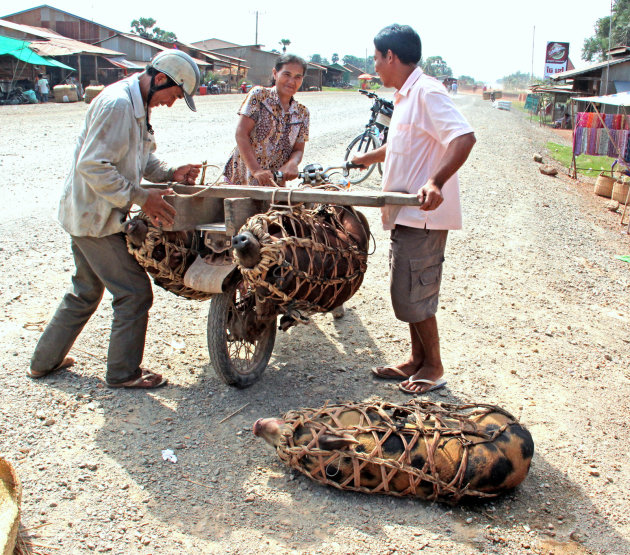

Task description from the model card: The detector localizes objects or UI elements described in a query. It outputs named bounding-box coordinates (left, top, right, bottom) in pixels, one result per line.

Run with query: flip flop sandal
left=107, top=370, right=167, bottom=389
left=371, top=366, right=414, bottom=380
left=398, top=377, right=447, bottom=395
left=27, top=356, right=75, bottom=379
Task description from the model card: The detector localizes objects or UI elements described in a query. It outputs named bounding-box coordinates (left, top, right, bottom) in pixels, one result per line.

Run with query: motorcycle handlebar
left=273, top=162, right=360, bottom=184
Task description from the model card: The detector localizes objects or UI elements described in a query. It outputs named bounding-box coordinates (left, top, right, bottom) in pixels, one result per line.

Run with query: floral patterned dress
left=223, top=86, right=310, bottom=185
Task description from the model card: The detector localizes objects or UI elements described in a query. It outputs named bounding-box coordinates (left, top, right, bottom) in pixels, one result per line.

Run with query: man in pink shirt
left=352, top=24, right=476, bottom=394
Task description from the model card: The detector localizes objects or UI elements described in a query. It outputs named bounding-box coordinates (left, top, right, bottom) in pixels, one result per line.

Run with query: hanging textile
left=574, top=111, right=630, bottom=161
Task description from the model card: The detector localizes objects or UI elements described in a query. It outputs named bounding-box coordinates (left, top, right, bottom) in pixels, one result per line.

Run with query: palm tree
left=279, top=39, right=291, bottom=53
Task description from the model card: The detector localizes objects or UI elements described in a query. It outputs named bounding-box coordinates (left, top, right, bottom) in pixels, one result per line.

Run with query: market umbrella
left=358, top=73, right=374, bottom=80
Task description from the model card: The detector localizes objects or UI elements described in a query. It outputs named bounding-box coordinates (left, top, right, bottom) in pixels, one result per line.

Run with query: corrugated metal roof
left=0, top=17, right=62, bottom=39
left=29, top=37, right=123, bottom=57
left=551, top=56, right=630, bottom=80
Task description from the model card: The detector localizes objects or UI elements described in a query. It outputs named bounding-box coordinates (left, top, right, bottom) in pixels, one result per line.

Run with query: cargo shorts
left=389, top=225, right=448, bottom=323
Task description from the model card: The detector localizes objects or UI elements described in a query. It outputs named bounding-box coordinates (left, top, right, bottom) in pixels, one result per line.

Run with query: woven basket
left=0, top=457, right=21, bottom=555
left=594, top=173, right=615, bottom=198
left=612, top=180, right=630, bottom=204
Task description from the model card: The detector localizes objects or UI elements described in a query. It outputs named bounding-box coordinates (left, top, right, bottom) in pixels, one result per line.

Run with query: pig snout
left=232, top=231, right=262, bottom=268
left=124, top=218, right=148, bottom=247
left=252, top=418, right=288, bottom=447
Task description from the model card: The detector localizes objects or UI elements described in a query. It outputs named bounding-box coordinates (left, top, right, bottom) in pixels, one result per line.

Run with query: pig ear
left=318, top=433, right=359, bottom=451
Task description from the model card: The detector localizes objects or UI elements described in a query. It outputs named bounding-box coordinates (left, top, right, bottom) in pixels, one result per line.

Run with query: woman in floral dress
left=224, top=54, right=309, bottom=186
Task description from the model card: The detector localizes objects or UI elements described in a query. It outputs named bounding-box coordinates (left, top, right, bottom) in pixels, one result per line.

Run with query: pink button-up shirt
left=381, top=67, right=473, bottom=230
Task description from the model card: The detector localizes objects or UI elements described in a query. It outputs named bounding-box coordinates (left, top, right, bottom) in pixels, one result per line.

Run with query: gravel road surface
left=1, top=91, right=629, bottom=554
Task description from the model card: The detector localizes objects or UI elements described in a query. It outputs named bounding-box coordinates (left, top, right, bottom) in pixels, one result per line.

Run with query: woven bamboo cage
left=268, top=400, right=534, bottom=504
left=0, top=456, right=21, bottom=555
left=126, top=216, right=213, bottom=301
left=236, top=204, right=368, bottom=317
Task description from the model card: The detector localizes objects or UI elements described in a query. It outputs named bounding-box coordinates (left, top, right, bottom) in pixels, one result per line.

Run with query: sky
left=3, top=0, right=613, bottom=84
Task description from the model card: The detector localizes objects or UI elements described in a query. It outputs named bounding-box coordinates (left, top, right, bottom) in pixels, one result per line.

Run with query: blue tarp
left=0, top=35, right=74, bottom=70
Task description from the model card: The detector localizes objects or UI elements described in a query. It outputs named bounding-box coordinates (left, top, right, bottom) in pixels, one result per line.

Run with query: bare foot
left=399, top=364, right=444, bottom=393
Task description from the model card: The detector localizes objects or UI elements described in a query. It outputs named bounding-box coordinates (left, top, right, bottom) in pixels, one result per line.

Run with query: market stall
left=571, top=91, right=630, bottom=230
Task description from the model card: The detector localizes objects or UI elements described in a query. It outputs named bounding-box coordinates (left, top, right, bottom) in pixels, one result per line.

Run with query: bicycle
left=344, top=89, right=394, bottom=184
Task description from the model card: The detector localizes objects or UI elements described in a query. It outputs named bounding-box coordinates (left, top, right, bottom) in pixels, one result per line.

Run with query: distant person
left=351, top=24, right=476, bottom=393
left=66, top=75, right=84, bottom=100
left=36, top=73, right=49, bottom=103
left=240, top=81, right=247, bottom=93
left=28, top=50, right=202, bottom=389
left=451, top=82, right=458, bottom=95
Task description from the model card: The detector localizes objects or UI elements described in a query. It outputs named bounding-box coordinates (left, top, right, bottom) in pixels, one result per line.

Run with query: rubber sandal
left=399, top=377, right=447, bottom=395
left=107, top=370, right=167, bottom=389
left=371, top=366, right=414, bottom=380
left=27, top=356, right=75, bottom=379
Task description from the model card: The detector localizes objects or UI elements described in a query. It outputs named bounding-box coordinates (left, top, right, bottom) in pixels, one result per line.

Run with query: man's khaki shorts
left=389, top=225, right=448, bottom=323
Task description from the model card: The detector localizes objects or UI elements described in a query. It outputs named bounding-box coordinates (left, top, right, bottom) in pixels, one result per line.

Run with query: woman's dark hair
left=274, top=53, right=307, bottom=73
left=374, top=24, right=422, bottom=64
left=270, top=54, right=307, bottom=86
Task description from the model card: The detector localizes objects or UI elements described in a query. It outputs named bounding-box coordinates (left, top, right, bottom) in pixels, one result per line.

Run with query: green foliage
left=310, top=54, right=323, bottom=64
left=457, top=75, right=476, bottom=86
left=583, top=0, right=630, bottom=61
left=342, top=55, right=374, bottom=73
left=279, top=39, right=291, bottom=53
left=130, top=17, right=176, bottom=42
left=331, top=53, right=339, bottom=64
left=422, top=56, right=452, bottom=77
left=546, top=142, right=616, bottom=178
left=499, top=71, right=534, bottom=90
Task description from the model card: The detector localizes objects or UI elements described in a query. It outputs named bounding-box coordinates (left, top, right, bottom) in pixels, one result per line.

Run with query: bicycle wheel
left=344, top=133, right=378, bottom=184
left=207, top=278, right=276, bottom=388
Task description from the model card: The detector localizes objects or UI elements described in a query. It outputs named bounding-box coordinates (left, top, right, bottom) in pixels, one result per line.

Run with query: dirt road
left=1, top=91, right=629, bottom=554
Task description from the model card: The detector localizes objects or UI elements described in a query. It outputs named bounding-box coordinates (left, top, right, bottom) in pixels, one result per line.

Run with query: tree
left=279, top=39, right=291, bottom=53
left=310, top=54, right=323, bottom=64
left=457, top=75, right=476, bottom=86
left=583, top=0, right=630, bottom=61
left=342, top=54, right=374, bottom=73
left=331, top=52, right=339, bottom=64
left=130, top=17, right=176, bottom=43
left=499, top=71, right=534, bottom=90
left=422, top=56, right=452, bottom=78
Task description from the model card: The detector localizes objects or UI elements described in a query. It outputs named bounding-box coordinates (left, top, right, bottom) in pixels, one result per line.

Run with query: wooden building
left=2, top=4, right=117, bottom=44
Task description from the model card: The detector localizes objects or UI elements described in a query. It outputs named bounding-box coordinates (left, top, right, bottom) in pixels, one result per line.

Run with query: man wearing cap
left=352, top=25, right=476, bottom=395
left=28, top=50, right=202, bottom=389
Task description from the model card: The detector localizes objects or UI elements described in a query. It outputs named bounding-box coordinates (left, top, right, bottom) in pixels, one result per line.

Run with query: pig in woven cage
left=124, top=216, right=212, bottom=301
left=254, top=400, right=534, bottom=503
left=232, top=204, right=370, bottom=329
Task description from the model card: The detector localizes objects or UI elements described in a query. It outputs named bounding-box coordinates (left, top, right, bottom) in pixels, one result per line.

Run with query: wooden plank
left=224, top=197, right=268, bottom=235
left=145, top=184, right=422, bottom=207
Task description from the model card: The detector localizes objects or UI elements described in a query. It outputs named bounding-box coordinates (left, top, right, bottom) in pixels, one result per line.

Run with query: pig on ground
left=253, top=400, right=534, bottom=503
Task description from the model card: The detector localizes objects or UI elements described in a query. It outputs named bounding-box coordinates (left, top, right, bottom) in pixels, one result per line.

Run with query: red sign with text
left=544, top=42, right=570, bottom=78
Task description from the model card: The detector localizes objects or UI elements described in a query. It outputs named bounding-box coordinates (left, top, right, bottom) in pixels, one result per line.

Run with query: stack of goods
left=53, top=84, right=78, bottom=103
left=84, top=85, right=104, bottom=104
left=574, top=112, right=630, bottom=160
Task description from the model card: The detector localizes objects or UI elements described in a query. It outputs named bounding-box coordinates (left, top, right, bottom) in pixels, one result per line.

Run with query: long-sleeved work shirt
left=58, top=74, right=174, bottom=237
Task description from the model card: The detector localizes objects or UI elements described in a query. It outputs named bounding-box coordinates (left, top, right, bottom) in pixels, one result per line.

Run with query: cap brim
left=184, top=91, right=196, bottom=112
